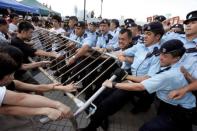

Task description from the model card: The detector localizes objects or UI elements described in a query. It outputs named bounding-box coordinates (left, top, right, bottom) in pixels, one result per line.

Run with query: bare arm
left=13, top=80, right=77, bottom=93
left=14, top=80, right=53, bottom=92
left=0, top=106, right=49, bottom=116
left=35, top=50, right=58, bottom=58
left=75, top=45, right=90, bottom=59
left=3, top=90, right=60, bottom=108
left=21, top=61, right=51, bottom=70
left=0, top=106, right=67, bottom=120
left=68, top=45, right=90, bottom=65
left=3, top=90, right=73, bottom=118
left=102, top=80, right=145, bottom=91
left=117, top=54, right=133, bottom=63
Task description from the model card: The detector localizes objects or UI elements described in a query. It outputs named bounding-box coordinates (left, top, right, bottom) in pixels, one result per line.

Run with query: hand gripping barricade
left=29, top=28, right=127, bottom=130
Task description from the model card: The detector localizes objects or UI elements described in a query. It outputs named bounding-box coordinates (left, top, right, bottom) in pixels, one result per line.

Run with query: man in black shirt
left=11, top=21, right=60, bottom=84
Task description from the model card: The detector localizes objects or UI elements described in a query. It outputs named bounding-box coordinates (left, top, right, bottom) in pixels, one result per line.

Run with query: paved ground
left=32, top=71, right=197, bottom=131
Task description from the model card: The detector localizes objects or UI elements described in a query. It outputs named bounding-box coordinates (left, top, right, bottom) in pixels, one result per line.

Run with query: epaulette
left=83, top=33, right=87, bottom=38
left=107, top=33, right=113, bottom=40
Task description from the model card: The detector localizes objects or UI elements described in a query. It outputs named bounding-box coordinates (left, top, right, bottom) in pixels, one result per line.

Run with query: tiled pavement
left=33, top=71, right=197, bottom=131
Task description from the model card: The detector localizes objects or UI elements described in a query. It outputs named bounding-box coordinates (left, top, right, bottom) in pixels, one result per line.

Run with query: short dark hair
left=10, top=13, right=19, bottom=20
left=137, top=25, right=142, bottom=33
left=0, top=45, right=23, bottom=70
left=0, top=18, right=7, bottom=25
left=18, top=21, right=34, bottom=33
left=32, top=16, right=39, bottom=23
left=0, top=52, right=19, bottom=79
left=119, top=28, right=132, bottom=39
left=111, top=19, right=119, bottom=28
left=52, top=15, right=62, bottom=23
left=69, top=16, right=78, bottom=22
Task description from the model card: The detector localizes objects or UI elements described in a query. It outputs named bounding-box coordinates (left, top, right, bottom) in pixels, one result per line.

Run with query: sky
left=18, top=0, right=197, bottom=22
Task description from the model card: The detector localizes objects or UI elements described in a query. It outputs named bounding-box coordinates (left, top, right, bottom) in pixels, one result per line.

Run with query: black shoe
left=101, top=118, right=109, bottom=131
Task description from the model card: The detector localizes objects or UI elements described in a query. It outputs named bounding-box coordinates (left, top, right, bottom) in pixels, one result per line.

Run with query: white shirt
left=9, top=23, right=18, bottom=33
left=0, top=32, right=10, bottom=45
left=0, top=86, right=6, bottom=106
left=50, top=28, right=65, bottom=35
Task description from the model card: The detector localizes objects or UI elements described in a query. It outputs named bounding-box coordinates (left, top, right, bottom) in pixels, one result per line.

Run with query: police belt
left=186, top=48, right=197, bottom=53
left=158, top=99, right=195, bottom=115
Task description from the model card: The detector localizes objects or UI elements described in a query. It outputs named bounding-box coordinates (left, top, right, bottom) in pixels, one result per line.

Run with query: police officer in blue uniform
left=161, top=10, right=197, bottom=55
left=110, top=19, right=121, bottom=44
left=66, top=16, right=78, bottom=39
left=87, top=22, right=99, bottom=45
left=168, top=10, right=197, bottom=102
left=154, top=15, right=166, bottom=22
left=77, top=22, right=164, bottom=131
left=126, top=22, right=142, bottom=45
left=119, top=22, right=164, bottom=113
left=103, top=39, right=196, bottom=131
left=67, top=21, right=96, bottom=65
left=124, top=18, right=135, bottom=28
left=95, top=19, right=118, bottom=50
left=170, top=24, right=184, bottom=34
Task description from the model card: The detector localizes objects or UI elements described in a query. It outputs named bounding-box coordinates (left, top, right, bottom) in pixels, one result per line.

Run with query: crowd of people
left=0, top=10, right=197, bottom=131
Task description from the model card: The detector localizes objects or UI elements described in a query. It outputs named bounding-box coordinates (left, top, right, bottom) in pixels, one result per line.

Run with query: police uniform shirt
left=0, top=32, right=10, bottom=45
left=177, top=53, right=197, bottom=79
left=0, top=86, right=6, bottom=106
left=76, top=32, right=95, bottom=48
left=123, top=43, right=160, bottom=76
left=96, top=31, right=117, bottom=48
left=160, top=32, right=184, bottom=46
left=161, top=32, right=197, bottom=58
left=11, top=37, right=36, bottom=63
left=183, top=37, right=197, bottom=57
left=141, top=62, right=196, bottom=109
left=68, top=28, right=77, bottom=40
left=110, top=27, right=121, bottom=44
left=87, top=31, right=98, bottom=46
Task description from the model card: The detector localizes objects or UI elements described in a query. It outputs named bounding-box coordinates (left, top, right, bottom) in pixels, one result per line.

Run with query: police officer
left=124, top=18, right=135, bottom=28
left=168, top=10, right=197, bottom=101
left=66, top=16, right=78, bottom=39
left=87, top=22, right=98, bottom=45
left=161, top=10, right=197, bottom=55
left=126, top=22, right=142, bottom=45
left=110, top=19, right=121, bottom=43
left=78, top=22, right=164, bottom=131
left=170, top=24, right=184, bottom=34
left=110, top=28, right=133, bottom=72
left=154, top=15, right=166, bottom=22
left=103, top=39, right=196, bottom=131
left=119, top=22, right=164, bottom=77
left=67, top=21, right=96, bottom=65
left=95, top=19, right=117, bottom=49
left=119, top=22, right=164, bottom=113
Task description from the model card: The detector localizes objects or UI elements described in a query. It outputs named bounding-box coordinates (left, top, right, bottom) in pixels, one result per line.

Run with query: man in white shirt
left=8, top=13, right=19, bottom=36
left=50, top=15, right=65, bottom=35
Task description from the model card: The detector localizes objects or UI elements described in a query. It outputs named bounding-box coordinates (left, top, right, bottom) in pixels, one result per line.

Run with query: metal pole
left=84, top=0, right=86, bottom=21
left=101, top=0, right=103, bottom=18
